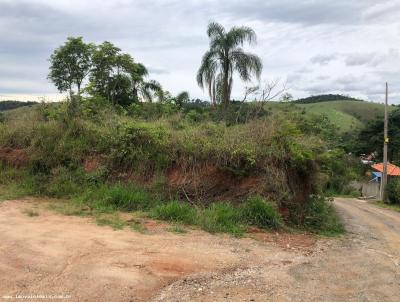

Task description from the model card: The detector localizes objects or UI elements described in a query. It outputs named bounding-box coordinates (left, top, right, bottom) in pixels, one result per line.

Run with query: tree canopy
left=354, top=109, right=400, bottom=163
left=48, top=37, right=94, bottom=99
left=197, top=22, right=262, bottom=108
left=48, top=38, right=163, bottom=106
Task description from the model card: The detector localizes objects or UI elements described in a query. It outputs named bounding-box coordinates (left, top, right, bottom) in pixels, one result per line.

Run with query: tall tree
left=89, top=41, right=121, bottom=103
left=89, top=41, right=163, bottom=105
left=48, top=37, right=93, bottom=99
left=355, top=109, right=400, bottom=163
left=197, top=22, right=262, bottom=108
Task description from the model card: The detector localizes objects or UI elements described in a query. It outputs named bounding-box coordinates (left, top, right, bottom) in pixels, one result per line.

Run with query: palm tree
left=197, top=22, right=262, bottom=108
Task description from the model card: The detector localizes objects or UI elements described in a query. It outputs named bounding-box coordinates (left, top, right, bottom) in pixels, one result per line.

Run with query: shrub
left=241, top=196, right=282, bottom=229
left=301, top=195, right=344, bottom=236
left=199, top=203, right=244, bottom=236
left=81, top=184, right=154, bottom=212
left=0, top=163, right=29, bottom=185
left=185, top=110, right=205, bottom=123
left=151, top=201, right=196, bottom=224
left=46, top=167, right=86, bottom=198
left=386, top=178, right=400, bottom=204
left=111, top=123, right=171, bottom=172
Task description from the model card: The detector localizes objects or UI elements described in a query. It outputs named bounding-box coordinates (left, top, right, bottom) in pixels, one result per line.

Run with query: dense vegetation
left=294, top=94, right=363, bottom=104
left=354, top=108, right=400, bottom=163
left=0, top=23, right=365, bottom=236
left=0, top=96, right=357, bottom=235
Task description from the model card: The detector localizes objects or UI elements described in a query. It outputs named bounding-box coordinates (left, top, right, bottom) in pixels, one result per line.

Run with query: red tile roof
left=371, top=162, right=400, bottom=176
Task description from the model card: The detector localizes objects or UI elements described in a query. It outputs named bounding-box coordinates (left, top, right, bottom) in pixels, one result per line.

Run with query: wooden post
left=381, top=82, right=389, bottom=201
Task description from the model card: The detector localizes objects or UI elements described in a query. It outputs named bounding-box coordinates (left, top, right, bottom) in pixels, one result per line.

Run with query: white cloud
left=0, top=0, right=399, bottom=102
left=310, top=54, right=338, bottom=65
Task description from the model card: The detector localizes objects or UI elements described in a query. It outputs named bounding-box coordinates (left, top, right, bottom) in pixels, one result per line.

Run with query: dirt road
left=0, top=198, right=399, bottom=301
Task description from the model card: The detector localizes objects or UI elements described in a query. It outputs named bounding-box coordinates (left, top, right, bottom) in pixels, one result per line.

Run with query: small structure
left=353, top=163, right=400, bottom=199
left=371, top=171, right=381, bottom=183
left=371, top=162, right=400, bottom=177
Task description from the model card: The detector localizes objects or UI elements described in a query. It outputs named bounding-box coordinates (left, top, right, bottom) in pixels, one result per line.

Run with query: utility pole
left=381, top=82, right=389, bottom=201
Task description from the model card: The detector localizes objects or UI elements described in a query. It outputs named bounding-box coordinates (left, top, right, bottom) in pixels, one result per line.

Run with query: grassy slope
left=266, top=100, right=393, bottom=133
left=4, top=100, right=392, bottom=134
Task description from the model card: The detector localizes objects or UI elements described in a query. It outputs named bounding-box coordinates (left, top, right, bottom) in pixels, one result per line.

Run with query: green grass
left=266, top=100, right=392, bottom=133
left=0, top=184, right=27, bottom=201
left=302, top=195, right=345, bottom=236
left=150, top=198, right=283, bottom=236
left=372, top=201, right=400, bottom=213
left=79, top=183, right=155, bottom=212
left=0, top=165, right=33, bottom=201
left=0, top=165, right=342, bottom=237
left=150, top=201, right=197, bottom=224
left=241, top=196, right=282, bottom=230
left=199, top=203, right=245, bottom=236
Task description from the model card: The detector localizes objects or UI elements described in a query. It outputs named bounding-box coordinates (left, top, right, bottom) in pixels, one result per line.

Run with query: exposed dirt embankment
left=166, top=164, right=264, bottom=202
left=0, top=147, right=29, bottom=167
left=165, top=162, right=314, bottom=204
left=1, top=146, right=314, bottom=205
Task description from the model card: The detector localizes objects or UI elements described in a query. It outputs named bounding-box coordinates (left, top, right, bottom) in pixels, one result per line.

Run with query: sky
left=1, top=0, right=400, bottom=103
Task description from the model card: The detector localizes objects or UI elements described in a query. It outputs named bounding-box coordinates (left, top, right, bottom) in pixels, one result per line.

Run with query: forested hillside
left=294, top=94, right=362, bottom=104
left=0, top=100, right=38, bottom=111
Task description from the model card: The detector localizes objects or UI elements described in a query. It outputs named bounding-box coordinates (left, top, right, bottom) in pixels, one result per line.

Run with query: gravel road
left=0, top=198, right=399, bottom=301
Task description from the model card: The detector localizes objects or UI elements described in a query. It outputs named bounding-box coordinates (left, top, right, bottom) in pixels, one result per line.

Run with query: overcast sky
left=1, top=0, right=400, bottom=103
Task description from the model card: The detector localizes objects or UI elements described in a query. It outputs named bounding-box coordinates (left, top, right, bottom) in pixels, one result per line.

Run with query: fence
left=349, top=181, right=380, bottom=199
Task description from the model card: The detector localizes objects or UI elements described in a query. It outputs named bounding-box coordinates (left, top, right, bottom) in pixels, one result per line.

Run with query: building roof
left=371, top=163, right=400, bottom=176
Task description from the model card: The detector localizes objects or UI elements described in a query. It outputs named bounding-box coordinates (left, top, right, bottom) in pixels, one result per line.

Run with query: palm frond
left=207, top=22, right=225, bottom=40
left=135, top=63, right=148, bottom=77
left=197, top=50, right=219, bottom=88
left=144, top=79, right=162, bottom=92
left=141, top=80, right=163, bottom=102
left=231, top=50, right=262, bottom=81
left=227, top=26, right=257, bottom=47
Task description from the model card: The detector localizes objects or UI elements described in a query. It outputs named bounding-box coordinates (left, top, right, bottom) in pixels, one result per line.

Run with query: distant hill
left=294, top=94, right=363, bottom=104
left=0, top=100, right=38, bottom=111
left=265, top=100, right=392, bottom=133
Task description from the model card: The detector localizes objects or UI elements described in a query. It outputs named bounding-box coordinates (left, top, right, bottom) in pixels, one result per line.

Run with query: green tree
left=354, top=109, right=400, bottom=163
left=48, top=37, right=93, bottom=99
left=89, top=41, right=122, bottom=103
left=197, top=22, right=262, bottom=108
left=126, top=63, right=163, bottom=103
left=174, top=91, right=190, bottom=108
left=89, top=41, right=163, bottom=105
left=280, top=92, right=294, bottom=102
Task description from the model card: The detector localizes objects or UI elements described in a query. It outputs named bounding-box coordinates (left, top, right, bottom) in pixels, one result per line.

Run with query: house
left=371, top=162, right=400, bottom=182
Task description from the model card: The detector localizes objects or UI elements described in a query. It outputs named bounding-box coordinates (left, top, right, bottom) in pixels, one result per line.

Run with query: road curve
left=155, top=198, right=400, bottom=301
left=281, top=198, right=400, bottom=302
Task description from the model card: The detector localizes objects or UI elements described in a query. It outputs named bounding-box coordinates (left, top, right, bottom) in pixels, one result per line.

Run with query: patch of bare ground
left=1, top=198, right=399, bottom=301
left=0, top=198, right=315, bottom=301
